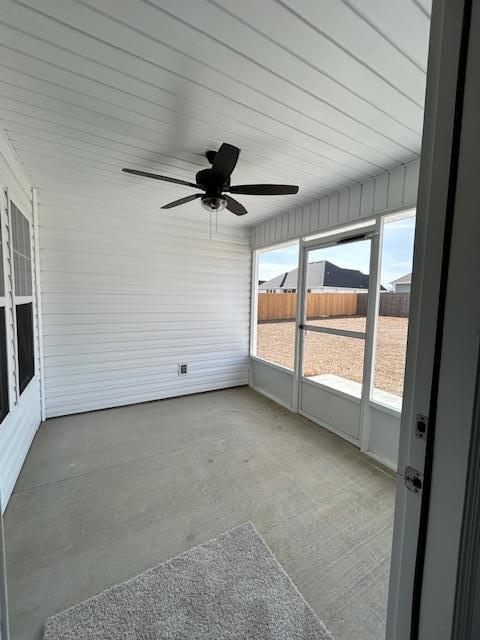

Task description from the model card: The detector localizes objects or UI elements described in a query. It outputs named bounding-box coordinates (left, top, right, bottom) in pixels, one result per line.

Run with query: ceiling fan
left=122, top=143, right=299, bottom=216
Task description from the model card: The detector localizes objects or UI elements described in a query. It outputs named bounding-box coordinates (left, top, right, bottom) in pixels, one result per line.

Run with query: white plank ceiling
left=0, top=0, right=431, bottom=226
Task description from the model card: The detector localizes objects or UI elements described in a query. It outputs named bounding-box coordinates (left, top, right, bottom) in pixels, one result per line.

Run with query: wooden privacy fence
left=257, top=292, right=297, bottom=321
left=258, top=292, right=358, bottom=322
left=258, top=291, right=411, bottom=322
left=356, top=291, right=410, bottom=318
left=307, top=292, right=357, bottom=319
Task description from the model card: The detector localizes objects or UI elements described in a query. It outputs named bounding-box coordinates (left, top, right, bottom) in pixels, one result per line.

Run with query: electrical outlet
left=178, top=363, right=188, bottom=376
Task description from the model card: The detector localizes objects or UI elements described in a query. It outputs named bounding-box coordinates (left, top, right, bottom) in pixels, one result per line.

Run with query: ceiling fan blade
left=212, top=143, right=240, bottom=180
left=122, top=168, right=199, bottom=189
left=225, top=194, right=247, bottom=216
left=228, top=184, right=299, bottom=195
left=161, top=193, right=203, bottom=209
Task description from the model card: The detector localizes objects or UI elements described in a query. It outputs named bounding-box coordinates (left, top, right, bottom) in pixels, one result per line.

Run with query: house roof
left=259, top=261, right=370, bottom=290
left=391, top=272, right=412, bottom=285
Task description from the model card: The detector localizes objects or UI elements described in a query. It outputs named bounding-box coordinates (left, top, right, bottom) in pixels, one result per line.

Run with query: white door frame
left=294, top=220, right=381, bottom=451
left=386, top=0, right=473, bottom=637
left=416, top=0, right=480, bottom=635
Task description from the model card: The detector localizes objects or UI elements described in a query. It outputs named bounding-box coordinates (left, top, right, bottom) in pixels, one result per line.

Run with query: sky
left=259, top=216, right=415, bottom=289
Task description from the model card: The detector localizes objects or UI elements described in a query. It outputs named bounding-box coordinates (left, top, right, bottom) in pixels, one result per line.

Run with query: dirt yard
left=256, top=316, right=409, bottom=397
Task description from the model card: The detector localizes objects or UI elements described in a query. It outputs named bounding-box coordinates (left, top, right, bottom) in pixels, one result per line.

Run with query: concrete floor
left=4, top=387, right=395, bottom=640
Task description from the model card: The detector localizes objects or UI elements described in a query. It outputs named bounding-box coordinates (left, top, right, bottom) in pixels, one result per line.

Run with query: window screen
left=11, top=201, right=32, bottom=297
left=0, top=309, right=8, bottom=424
left=255, top=243, right=299, bottom=370
left=16, top=303, right=34, bottom=394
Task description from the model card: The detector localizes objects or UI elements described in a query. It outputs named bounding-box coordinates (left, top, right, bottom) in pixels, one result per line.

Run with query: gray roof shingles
left=259, top=261, right=369, bottom=290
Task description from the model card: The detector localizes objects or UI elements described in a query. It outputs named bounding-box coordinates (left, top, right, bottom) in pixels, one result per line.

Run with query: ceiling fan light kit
left=122, top=142, right=299, bottom=217
left=201, top=196, right=227, bottom=212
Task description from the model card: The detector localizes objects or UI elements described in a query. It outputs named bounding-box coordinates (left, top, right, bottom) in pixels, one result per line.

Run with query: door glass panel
left=372, top=213, right=415, bottom=409
left=303, top=330, right=365, bottom=398
left=255, top=242, right=299, bottom=369
left=304, top=240, right=371, bottom=334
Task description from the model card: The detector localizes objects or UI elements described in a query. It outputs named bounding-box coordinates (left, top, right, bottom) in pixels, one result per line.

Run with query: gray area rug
left=43, top=522, right=333, bottom=639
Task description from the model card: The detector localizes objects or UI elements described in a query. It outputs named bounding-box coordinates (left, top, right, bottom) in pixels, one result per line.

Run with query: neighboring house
left=391, top=272, right=412, bottom=293
left=259, top=260, right=370, bottom=293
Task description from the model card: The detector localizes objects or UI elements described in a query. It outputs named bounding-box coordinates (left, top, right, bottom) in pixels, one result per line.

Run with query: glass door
left=298, top=233, right=372, bottom=442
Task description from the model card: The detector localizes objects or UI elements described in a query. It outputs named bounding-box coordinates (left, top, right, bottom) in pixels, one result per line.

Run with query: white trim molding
left=32, top=188, right=46, bottom=422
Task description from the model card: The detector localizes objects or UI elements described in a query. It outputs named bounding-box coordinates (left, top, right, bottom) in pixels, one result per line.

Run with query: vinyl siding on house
left=38, top=190, right=251, bottom=418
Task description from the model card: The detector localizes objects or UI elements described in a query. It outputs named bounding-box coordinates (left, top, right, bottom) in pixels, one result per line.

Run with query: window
left=0, top=209, right=8, bottom=424
left=254, top=242, right=299, bottom=370
left=251, top=212, right=414, bottom=405
left=11, top=201, right=34, bottom=394
left=11, top=201, right=32, bottom=296
left=16, top=304, right=34, bottom=394
left=0, top=309, right=8, bottom=423
left=372, top=211, right=416, bottom=408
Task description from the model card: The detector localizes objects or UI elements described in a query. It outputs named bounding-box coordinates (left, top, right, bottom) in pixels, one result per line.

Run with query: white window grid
left=0, top=189, right=36, bottom=414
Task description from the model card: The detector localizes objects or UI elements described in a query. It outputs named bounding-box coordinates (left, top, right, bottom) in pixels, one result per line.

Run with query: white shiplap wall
left=0, top=131, right=41, bottom=510
left=251, top=159, right=420, bottom=248
left=38, top=190, right=251, bottom=418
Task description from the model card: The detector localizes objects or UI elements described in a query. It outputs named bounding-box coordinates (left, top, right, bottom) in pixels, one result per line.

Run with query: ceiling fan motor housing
left=205, top=149, right=217, bottom=165
left=195, top=168, right=228, bottom=197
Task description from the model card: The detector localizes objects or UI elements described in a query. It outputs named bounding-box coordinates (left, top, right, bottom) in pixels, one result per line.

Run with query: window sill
left=249, top=355, right=294, bottom=375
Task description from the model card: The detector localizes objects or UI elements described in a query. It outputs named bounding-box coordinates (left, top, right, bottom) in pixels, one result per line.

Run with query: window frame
left=250, top=239, right=300, bottom=369
left=15, top=302, right=34, bottom=395
left=9, top=197, right=35, bottom=399
left=0, top=198, right=8, bottom=424
left=371, top=209, right=416, bottom=406
left=250, top=208, right=416, bottom=414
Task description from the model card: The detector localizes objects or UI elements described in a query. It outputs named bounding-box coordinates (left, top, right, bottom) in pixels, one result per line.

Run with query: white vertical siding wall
left=38, top=191, right=251, bottom=418
left=0, top=132, right=41, bottom=510
left=251, top=159, right=420, bottom=248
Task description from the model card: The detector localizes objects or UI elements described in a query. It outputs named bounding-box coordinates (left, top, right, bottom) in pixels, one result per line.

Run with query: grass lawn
left=256, top=316, right=408, bottom=397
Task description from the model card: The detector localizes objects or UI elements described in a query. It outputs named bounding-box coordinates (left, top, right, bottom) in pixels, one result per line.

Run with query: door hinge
left=405, top=466, right=424, bottom=494
left=416, top=413, right=428, bottom=440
